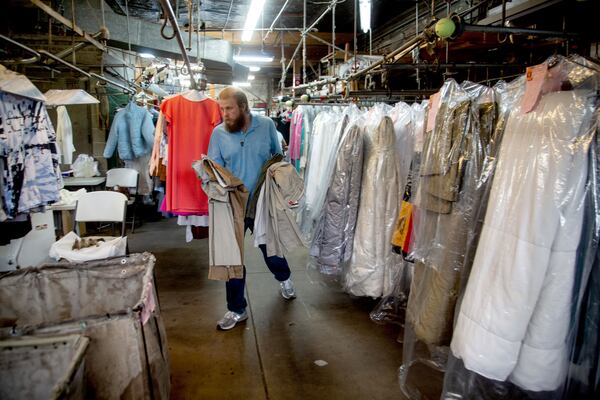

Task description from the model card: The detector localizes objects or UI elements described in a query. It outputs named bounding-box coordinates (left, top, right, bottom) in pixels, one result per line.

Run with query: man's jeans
left=225, top=218, right=291, bottom=314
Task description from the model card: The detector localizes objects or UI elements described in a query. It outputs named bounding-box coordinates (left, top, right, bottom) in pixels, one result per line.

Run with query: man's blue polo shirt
left=208, top=113, right=282, bottom=199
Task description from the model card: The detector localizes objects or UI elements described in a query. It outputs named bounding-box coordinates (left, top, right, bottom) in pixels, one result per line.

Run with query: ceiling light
left=359, top=0, right=371, bottom=33
left=242, top=0, right=266, bottom=42
left=139, top=53, right=156, bottom=59
left=234, top=55, right=274, bottom=63
left=248, top=75, right=255, bottom=81
left=233, top=81, right=251, bottom=87
left=249, top=66, right=261, bottom=72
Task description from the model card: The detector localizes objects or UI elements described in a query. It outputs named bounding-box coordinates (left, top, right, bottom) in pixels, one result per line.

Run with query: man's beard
left=224, top=114, right=245, bottom=133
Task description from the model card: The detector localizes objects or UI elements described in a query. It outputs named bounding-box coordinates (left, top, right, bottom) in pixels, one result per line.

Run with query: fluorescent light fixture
left=233, top=81, right=251, bottom=88
left=248, top=75, right=255, bottom=81
left=359, top=0, right=371, bottom=33
left=249, top=66, right=261, bottom=72
left=233, top=55, right=274, bottom=63
left=139, top=52, right=156, bottom=59
left=242, top=0, right=266, bottom=42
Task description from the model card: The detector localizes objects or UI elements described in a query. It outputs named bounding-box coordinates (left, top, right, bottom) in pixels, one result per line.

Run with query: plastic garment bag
left=389, top=102, right=416, bottom=200
left=310, top=108, right=365, bottom=275
left=300, top=108, right=347, bottom=239
left=446, top=55, right=599, bottom=397
left=345, top=114, right=402, bottom=298
left=399, top=80, right=500, bottom=399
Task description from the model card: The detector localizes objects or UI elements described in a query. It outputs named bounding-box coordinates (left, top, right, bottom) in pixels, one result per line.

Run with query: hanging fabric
left=160, top=95, right=221, bottom=215
left=56, top=105, right=75, bottom=165
left=194, top=157, right=247, bottom=281
left=345, top=115, right=402, bottom=298
left=0, top=91, right=62, bottom=220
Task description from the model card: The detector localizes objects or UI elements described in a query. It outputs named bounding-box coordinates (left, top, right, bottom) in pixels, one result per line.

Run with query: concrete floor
left=128, top=218, right=414, bottom=400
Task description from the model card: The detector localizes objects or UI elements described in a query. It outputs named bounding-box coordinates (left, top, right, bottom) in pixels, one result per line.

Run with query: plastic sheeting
left=443, top=55, right=600, bottom=398
left=309, top=108, right=365, bottom=274
left=0, top=253, right=170, bottom=399
left=399, top=79, right=501, bottom=398
left=0, top=65, right=45, bottom=102
left=44, top=89, right=99, bottom=106
left=345, top=110, right=403, bottom=298
left=300, top=107, right=347, bottom=239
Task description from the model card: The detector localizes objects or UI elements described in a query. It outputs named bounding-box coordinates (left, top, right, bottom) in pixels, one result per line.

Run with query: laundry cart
left=0, top=253, right=170, bottom=399
left=0, top=334, right=89, bottom=400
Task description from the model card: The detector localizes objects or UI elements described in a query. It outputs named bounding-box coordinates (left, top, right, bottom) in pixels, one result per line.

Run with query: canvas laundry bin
left=0, top=334, right=89, bottom=400
left=0, top=253, right=170, bottom=399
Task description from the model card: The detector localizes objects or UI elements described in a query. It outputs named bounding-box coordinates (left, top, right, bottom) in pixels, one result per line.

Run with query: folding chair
left=106, top=168, right=139, bottom=233
left=49, top=191, right=128, bottom=262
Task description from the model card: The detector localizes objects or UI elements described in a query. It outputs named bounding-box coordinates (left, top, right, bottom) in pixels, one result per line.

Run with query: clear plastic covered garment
left=310, top=112, right=365, bottom=275
left=448, top=56, right=599, bottom=395
left=406, top=79, right=495, bottom=345
left=399, top=80, right=500, bottom=398
left=345, top=112, right=402, bottom=298
left=389, top=102, right=416, bottom=200
left=300, top=107, right=347, bottom=239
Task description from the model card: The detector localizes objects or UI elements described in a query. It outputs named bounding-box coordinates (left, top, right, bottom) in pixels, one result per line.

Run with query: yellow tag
left=391, top=201, right=413, bottom=249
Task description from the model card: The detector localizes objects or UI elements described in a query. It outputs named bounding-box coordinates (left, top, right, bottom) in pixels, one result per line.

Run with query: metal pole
left=415, top=0, right=420, bottom=89
left=353, top=0, right=357, bottom=71
left=332, top=1, right=336, bottom=78
left=158, top=0, right=196, bottom=89
left=52, top=31, right=104, bottom=60
left=280, top=31, right=286, bottom=91
left=284, top=0, right=337, bottom=88
left=462, top=24, right=578, bottom=37
left=0, top=34, right=40, bottom=57
left=305, top=32, right=346, bottom=53
left=264, top=0, right=292, bottom=42
left=196, top=0, right=200, bottom=61
left=303, top=0, right=307, bottom=84
left=38, top=50, right=91, bottom=77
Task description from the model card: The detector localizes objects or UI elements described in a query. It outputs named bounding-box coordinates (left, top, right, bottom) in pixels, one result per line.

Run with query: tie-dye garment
left=0, top=91, right=62, bottom=220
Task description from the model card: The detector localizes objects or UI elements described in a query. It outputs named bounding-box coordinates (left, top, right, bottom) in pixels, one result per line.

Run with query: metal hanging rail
left=158, top=0, right=197, bottom=89
left=38, top=50, right=91, bottom=77
left=91, top=73, right=136, bottom=94
left=0, top=34, right=41, bottom=64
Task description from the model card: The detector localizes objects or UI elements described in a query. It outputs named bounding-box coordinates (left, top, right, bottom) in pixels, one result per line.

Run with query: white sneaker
left=217, top=310, right=248, bottom=330
left=280, top=278, right=296, bottom=300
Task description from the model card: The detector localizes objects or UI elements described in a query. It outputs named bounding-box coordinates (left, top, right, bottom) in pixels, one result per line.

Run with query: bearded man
left=207, top=87, right=296, bottom=331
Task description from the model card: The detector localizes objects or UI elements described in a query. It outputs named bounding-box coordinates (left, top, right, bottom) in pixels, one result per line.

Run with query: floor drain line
left=247, top=286, right=270, bottom=400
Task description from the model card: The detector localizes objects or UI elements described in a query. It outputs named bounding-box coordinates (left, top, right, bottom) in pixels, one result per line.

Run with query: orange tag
left=521, top=63, right=548, bottom=114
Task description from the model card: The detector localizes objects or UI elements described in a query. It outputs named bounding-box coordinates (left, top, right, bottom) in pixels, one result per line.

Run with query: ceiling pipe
left=462, top=24, right=579, bottom=38
left=264, top=0, right=292, bottom=42
left=49, top=31, right=105, bottom=62
left=38, top=50, right=92, bottom=77
left=157, top=0, right=197, bottom=89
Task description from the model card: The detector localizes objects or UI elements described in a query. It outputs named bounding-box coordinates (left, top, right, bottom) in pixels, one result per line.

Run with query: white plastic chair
left=75, top=191, right=128, bottom=237
left=106, top=168, right=139, bottom=232
left=49, top=191, right=128, bottom=262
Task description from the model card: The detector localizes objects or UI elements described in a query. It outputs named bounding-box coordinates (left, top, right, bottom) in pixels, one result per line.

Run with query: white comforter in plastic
left=451, top=89, right=594, bottom=391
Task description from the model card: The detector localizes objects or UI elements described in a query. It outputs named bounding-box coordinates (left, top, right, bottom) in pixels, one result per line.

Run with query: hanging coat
left=194, top=157, right=248, bottom=281
left=103, top=102, right=155, bottom=160
left=311, top=122, right=364, bottom=272
left=345, top=116, right=401, bottom=298
left=451, top=88, right=593, bottom=392
left=255, top=161, right=307, bottom=258
left=56, top=105, right=75, bottom=164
